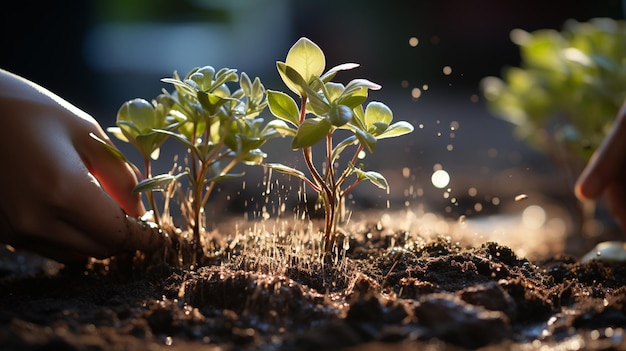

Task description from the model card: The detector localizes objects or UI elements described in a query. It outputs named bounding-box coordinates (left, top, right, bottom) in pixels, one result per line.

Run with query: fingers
left=77, top=126, right=146, bottom=218
left=56, top=167, right=166, bottom=258
left=575, top=105, right=626, bottom=200
left=37, top=146, right=165, bottom=259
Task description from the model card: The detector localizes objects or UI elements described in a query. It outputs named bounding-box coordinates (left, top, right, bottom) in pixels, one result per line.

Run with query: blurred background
left=2, top=0, right=624, bottom=256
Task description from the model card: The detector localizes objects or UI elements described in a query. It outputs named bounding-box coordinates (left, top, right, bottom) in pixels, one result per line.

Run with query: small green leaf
left=106, top=127, right=129, bottom=143
left=364, top=101, right=393, bottom=127
left=89, top=133, right=128, bottom=164
left=331, top=135, right=358, bottom=162
left=277, top=61, right=309, bottom=97
left=267, top=90, right=300, bottom=127
left=264, top=163, right=308, bottom=181
left=343, top=79, right=382, bottom=95
left=240, top=71, right=253, bottom=97
left=264, top=119, right=297, bottom=137
left=239, top=149, right=267, bottom=165
left=161, top=77, right=197, bottom=97
left=291, top=118, right=332, bottom=149
left=354, top=128, right=377, bottom=153
left=285, top=37, right=325, bottom=86
left=207, top=172, right=245, bottom=183
left=351, top=167, right=389, bottom=190
left=152, top=129, right=199, bottom=158
left=133, top=172, right=188, bottom=193
left=320, top=63, right=360, bottom=83
left=376, top=121, right=415, bottom=139
left=328, top=105, right=353, bottom=127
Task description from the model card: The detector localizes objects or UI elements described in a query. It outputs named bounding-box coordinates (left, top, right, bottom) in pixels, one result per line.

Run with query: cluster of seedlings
left=93, top=37, right=414, bottom=268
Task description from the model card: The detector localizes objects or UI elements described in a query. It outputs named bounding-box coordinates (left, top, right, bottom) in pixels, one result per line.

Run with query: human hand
left=575, top=101, right=626, bottom=232
left=0, top=68, right=165, bottom=263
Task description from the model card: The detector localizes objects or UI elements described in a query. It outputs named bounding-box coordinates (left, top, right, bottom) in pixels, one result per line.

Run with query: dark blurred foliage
left=1, top=0, right=623, bottom=115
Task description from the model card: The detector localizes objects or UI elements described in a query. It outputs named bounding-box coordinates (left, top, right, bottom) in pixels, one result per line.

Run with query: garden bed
left=1, top=211, right=625, bottom=351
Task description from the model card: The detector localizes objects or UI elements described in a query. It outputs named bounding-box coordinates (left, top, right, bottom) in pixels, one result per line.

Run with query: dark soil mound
left=1, top=226, right=625, bottom=350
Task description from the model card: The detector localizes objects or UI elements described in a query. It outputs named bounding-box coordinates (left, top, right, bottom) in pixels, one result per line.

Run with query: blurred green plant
left=265, top=38, right=414, bottom=252
left=480, top=17, right=626, bottom=235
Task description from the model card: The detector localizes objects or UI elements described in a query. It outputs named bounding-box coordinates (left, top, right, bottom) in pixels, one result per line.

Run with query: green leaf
left=343, top=79, right=382, bottom=95
left=277, top=61, right=309, bottom=97
left=207, top=172, right=245, bottom=183
left=240, top=71, right=253, bottom=97
left=151, top=129, right=199, bottom=158
left=364, top=101, right=393, bottom=127
left=320, top=63, right=360, bottom=83
left=239, top=149, right=267, bottom=165
left=328, top=105, right=353, bottom=127
left=267, top=90, right=300, bottom=127
left=352, top=167, right=389, bottom=190
left=89, top=132, right=130, bottom=165
left=133, top=172, right=188, bottom=193
left=376, top=121, right=415, bottom=139
left=161, top=77, right=197, bottom=97
left=331, top=135, right=358, bottom=163
left=106, top=127, right=129, bottom=143
left=285, top=37, right=325, bottom=86
left=264, top=119, right=297, bottom=137
left=291, top=118, right=332, bottom=149
left=264, top=163, right=308, bottom=181
left=354, top=128, right=377, bottom=153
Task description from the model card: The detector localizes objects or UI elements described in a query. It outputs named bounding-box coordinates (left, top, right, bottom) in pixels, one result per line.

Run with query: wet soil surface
left=1, top=224, right=626, bottom=351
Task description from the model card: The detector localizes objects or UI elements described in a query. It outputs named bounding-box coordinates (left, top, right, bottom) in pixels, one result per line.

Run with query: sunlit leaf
left=277, top=61, right=308, bottom=97
left=263, top=163, right=308, bottom=181
left=364, top=101, right=393, bottom=127
left=133, top=172, right=187, bottom=193
left=285, top=37, right=325, bottom=86
left=376, top=121, right=415, bottom=139
left=320, top=63, right=360, bottom=83
left=328, top=105, right=353, bottom=127
left=291, top=118, right=332, bottom=149
left=264, top=119, right=296, bottom=137
left=207, top=172, right=245, bottom=183
left=267, top=90, right=300, bottom=127
left=106, top=127, right=129, bottom=143
left=354, top=128, right=377, bottom=153
left=331, top=135, right=358, bottom=162
left=352, top=167, right=389, bottom=190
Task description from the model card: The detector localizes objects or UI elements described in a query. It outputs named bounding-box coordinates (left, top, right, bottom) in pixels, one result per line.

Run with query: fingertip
left=123, top=214, right=167, bottom=252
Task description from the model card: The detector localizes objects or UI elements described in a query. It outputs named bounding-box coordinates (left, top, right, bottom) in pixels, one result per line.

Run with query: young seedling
left=97, top=66, right=286, bottom=266
left=266, top=37, right=414, bottom=252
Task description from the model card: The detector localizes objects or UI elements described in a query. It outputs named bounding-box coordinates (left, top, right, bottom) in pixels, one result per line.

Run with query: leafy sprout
left=266, top=37, right=414, bottom=252
left=96, top=66, right=284, bottom=266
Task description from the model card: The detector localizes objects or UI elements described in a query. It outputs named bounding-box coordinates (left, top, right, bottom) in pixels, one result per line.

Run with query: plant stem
left=144, top=155, right=161, bottom=226
left=298, top=96, right=337, bottom=251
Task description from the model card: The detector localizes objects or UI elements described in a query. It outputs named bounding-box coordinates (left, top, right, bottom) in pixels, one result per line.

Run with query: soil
left=1, top=212, right=626, bottom=351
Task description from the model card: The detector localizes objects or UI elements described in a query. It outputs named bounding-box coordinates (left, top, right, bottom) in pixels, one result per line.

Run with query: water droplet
left=515, top=194, right=529, bottom=202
